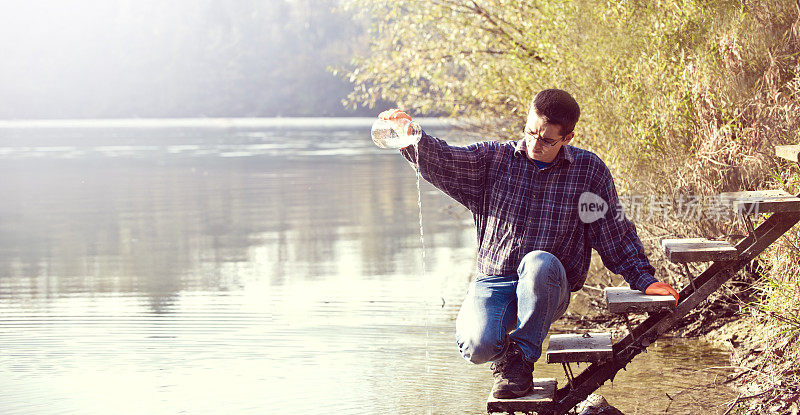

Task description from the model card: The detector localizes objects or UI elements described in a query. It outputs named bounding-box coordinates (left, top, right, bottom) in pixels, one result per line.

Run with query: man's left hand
left=645, top=282, right=679, bottom=305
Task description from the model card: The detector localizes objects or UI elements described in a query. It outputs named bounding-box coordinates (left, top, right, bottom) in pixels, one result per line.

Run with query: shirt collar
left=513, top=139, right=574, bottom=166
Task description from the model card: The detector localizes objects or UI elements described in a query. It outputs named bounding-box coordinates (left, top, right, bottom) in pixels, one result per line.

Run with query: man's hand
left=645, top=281, right=679, bottom=305
left=378, top=108, right=414, bottom=135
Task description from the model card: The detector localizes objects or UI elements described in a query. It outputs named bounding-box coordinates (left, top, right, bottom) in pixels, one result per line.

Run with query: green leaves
left=341, top=0, right=799, bottom=198
left=340, top=0, right=703, bottom=141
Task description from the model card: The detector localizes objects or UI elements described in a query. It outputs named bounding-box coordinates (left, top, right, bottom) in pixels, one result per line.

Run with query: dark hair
left=531, top=89, right=580, bottom=135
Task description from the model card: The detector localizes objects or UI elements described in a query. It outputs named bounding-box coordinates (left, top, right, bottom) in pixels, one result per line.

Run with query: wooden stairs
left=487, top=145, right=800, bottom=414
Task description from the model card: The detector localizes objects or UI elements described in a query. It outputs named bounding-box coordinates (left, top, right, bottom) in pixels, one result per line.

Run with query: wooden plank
left=604, top=287, right=676, bottom=313
left=776, top=145, right=800, bottom=163
left=487, top=378, right=556, bottom=414
left=719, top=189, right=800, bottom=215
left=662, top=238, right=738, bottom=263
left=546, top=333, right=612, bottom=364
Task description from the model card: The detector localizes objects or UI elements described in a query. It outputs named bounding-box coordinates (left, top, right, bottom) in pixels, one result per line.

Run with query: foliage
left=754, top=167, right=800, bottom=348
left=341, top=0, right=799, bottom=191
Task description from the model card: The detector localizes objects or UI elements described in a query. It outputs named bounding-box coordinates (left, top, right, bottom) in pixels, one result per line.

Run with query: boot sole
left=492, top=383, right=533, bottom=399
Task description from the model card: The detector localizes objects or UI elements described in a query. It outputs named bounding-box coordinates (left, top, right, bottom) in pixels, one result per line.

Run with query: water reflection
left=0, top=120, right=733, bottom=414
left=0, top=124, right=469, bottom=302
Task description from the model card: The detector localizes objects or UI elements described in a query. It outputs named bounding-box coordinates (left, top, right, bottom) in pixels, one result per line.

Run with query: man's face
left=523, top=111, right=574, bottom=163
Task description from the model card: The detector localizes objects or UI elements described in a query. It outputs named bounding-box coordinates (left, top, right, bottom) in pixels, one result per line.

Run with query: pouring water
left=370, top=116, right=426, bottom=276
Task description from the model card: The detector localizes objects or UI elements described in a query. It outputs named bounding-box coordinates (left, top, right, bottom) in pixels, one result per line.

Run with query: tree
left=339, top=0, right=800, bottom=194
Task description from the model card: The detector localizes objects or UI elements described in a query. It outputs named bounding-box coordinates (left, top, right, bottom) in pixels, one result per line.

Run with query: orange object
left=378, top=108, right=412, bottom=122
left=378, top=109, right=414, bottom=136
left=645, top=282, right=679, bottom=305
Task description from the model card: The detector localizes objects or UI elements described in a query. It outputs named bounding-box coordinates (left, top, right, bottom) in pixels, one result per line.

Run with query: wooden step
left=546, top=333, right=613, bottom=364
left=776, top=145, right=800, bottom=163
left=718, top=189, right=800, bottom=215
left=604, top=287, right=677, bottom=313
left=487, top=378, right=556, bottom=414
left=662, top=238, right=738, bottom=263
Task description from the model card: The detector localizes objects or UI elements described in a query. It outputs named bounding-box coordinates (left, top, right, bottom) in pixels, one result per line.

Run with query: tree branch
left=415, top=48, right=510, bottom=60
left=467, top=0, right=544, bottom=62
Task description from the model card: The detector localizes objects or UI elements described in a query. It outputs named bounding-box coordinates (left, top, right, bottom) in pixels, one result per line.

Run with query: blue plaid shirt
left=401, top=132, right=658, bottom=292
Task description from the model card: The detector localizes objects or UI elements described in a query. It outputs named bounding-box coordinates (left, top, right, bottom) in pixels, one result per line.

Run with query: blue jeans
left=455, top=250, right=571, bottom=365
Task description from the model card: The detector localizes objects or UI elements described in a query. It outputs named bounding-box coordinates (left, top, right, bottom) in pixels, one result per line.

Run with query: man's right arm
left=400, top=131, right=492, bottom=213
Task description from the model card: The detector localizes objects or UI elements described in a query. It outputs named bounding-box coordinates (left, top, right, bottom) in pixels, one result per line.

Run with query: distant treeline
left=0, top=0, right=385, bottom=119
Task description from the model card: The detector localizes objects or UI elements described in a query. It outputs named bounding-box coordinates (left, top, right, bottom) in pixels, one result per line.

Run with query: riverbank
left=565, top=267, right=799, bottom=415
left=703, top=317, right=798, bottom=415
left=705, top=255, right=800, bottom=415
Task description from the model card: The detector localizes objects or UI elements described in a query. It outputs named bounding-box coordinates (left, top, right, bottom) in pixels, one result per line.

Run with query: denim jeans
left=455, top=250, right=571, bottom=365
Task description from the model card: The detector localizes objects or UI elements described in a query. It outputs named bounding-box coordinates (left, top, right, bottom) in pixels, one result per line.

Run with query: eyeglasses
left=523, top=129, right=562, bottom=148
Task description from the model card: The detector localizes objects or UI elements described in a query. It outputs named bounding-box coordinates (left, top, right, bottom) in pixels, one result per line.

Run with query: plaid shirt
left=400, top=132, right=657, bottom=292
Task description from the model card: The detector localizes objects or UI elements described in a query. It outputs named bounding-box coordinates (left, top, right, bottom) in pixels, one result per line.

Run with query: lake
left=0, top=118, right=736, bottom=414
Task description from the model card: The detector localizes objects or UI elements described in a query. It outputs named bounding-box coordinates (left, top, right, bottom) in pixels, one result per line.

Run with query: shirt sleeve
left=587, top=159, right=658, bottom=293
left=399, top=131, right=492, bottom=213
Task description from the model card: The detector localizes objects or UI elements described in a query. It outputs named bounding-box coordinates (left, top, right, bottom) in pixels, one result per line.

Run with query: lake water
left=0, top=118, right=736, bottom=414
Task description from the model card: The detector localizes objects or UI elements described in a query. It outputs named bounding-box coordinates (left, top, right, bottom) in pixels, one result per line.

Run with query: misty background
left=0, top=0, right=379, bottom=119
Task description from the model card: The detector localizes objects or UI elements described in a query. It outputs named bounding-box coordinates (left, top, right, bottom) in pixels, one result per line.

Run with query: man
left=378, top=89, right=679, bottom=399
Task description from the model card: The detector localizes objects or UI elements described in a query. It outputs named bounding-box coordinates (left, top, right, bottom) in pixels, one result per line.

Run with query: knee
left=456, top=331, right=505, bottom=364
left=517, top=250, right=564, bottom=283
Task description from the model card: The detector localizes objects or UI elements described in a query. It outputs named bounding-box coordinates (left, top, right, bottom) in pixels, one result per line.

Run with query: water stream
left=415, top=163, right=427, bottom=278
left=412, top=146, right=433, bottom=412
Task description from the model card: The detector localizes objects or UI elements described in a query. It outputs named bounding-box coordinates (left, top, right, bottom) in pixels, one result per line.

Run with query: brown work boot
left=491, top=341, right=533, bottom=399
